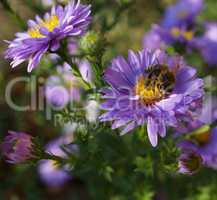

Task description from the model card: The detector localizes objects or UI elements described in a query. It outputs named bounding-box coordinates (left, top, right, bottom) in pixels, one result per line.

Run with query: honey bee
left=144, top=64, right=175, bottom=94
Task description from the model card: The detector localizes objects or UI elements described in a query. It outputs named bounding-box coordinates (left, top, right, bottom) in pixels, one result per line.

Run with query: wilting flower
left=193, top=23, right=217, bottom=66
left=161, top=0, right=203, bottom=29
left=100, top=49, right=204, bottom=147
left=38, top=136, right=76, bottom=187
left=5, top=0, right=91, bottom=72
left=0, top=131, right=34, bottom=164
left=178, top=149, right=203, bottom=175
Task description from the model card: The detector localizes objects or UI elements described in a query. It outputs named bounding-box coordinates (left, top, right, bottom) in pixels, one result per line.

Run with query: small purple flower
left=38, top=136, right=75, bottom=187
left=178, top=149, right=202, bottom=175
left=146, top=0, right=203, bottom=50
left=1, top=131, right=34, bottom=164
left=45, top=63, right=81, bottom=108
left=176, top=95, right=217, bottom=133
left=100, top=49, right=204, bottom=147
left=5, top=0, right=91, bottom=72
left=78, top=59, right=93, bottom=83
left=193, top=23, right=217, bottom=66
left=162, top=0, right=203, bottom=29
left=143, top=24, right=196, bottom=52
left=179, top=127, right=217, bottom=170
left=68, top=39, right=78, bottom=55
left=143, top=25, right=166, bottom=50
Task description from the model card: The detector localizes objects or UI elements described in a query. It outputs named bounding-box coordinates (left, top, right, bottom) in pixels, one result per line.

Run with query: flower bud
left=178, top=150, right=202, bottom=175
left=79, top=31, right=102, bottom=55
left=1, top=131, right=34, bottom=164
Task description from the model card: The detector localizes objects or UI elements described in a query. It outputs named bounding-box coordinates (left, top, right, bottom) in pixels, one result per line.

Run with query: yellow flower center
left=135, top=65, right=175, bottom=105
left=191, top=125, right=211, bottom=146
left=171, top=27, right=194, bottom=41
left=183, top=153, right=202, bottom=173
left=28, top=15, right=60, bottom=38
left=135, top=76, right=164, bottom=105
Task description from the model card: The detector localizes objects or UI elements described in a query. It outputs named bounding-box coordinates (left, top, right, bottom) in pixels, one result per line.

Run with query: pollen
left=171, top=27, right=194, bottom=41
left=183, top=31, right=194, bottom=41
left=183, top=153, right=202, bottom=173
left=171, top=27, right=181, bottom=38
left=135, top=76, right=164, bottom=105
left=28, top=15, right=60, bottom=38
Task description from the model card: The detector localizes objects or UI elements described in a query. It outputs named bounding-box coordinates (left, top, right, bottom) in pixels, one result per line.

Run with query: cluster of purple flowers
left=38, top=134, right=77, bottom=187
left=143, top=0, right=217, bottom=66
left=176, top=96, right=217, bottom=174
left=1, top=0, right=217, bottom=180
left=143, top=0, right=203, bottom=50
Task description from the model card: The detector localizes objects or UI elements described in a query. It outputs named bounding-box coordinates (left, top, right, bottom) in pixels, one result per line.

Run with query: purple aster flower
left=5, top=0, right=91, bottom=72
left=162, top=0, right=203, bottom=29
left=155, top=24, right=195, bottom=48
left=100, top=49, right=204, bottom=147
left=178, top=149, right=203, bottom=175
left=45, top=63, right=81, bottom=108
left=176, top=94, right=217, bottom=170
left=38, top=136, right=76, bottom=187
left=143, top=25, right=166, bottom=50
left=176, top=95, right=217, bottom=133
left=179, top=126, right=217, bottom=170
left=0, top=131, right=34, bottom=164
left=193, top=23, right=217, bottom=66
left=149, top=0, right=203, bottom=49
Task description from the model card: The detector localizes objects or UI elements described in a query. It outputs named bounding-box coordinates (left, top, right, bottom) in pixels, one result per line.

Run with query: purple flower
left=5, top=0, right=91, bottom=72
left=143, top=24, right=196, bottom=52
left=0, top=131, right=34, bottom=164
left=159, top=24, right=195, bottom=45
left=100, top=49, right=204, bottom=147
left=176, top=95, right=217, bottom=133
left=179, top=127, right=217, bottom=170
left=193, top=23, right=217, bottom=65
left=162, top=0, right=203, bottom=29
left=68, top=39, right=78, bottom=55
left=78, top=59, right=93, bottom=83
left=143, top=25, right=166, bottom=50
left=178, top=149, right=202, bottom=175
left=38, top=136, right=75, bottom=187
left=45, top=63, right=81, bottom=108
left=146, top=0, right=203, bottom=49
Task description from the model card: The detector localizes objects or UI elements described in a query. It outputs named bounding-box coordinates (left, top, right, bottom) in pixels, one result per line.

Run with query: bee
left=144, top=64, right=175, bottom=94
